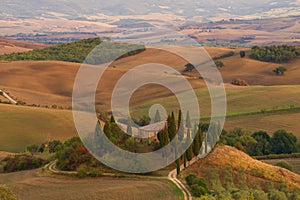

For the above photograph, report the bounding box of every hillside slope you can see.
[181,145,300,189]
[0,37,49,55]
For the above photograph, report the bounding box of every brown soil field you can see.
[0,37,49,55]
[0,170,180,200]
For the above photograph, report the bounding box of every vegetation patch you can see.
[0,38,145,64]
[251,45,300,63]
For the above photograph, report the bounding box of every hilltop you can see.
[0,37,49,55]
[181,145,300,189]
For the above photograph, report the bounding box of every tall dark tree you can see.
[183,152,187,168]
[240,51,246,58]
[178,123,184,141]
[185,128,193,162]
[154,109,161,122]
[168,112,177,140]
[103,120,112,139]
[178,110,182,128]
[126,118,133,136]
[186,111,191,129]
[193,124,201,156]
[110,115,116,123]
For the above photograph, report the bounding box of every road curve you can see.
[47,158,199,200]
[168,157,199,200]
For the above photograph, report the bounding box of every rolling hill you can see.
[181,145,300,190]
[0,37,49,55]
[0,104,76,152]
[1,42,300,151]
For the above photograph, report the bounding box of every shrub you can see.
[2,155,45,173]
[231,78,248,86]
[252,189,268,200]
[213,51,235,59]
[275,161,293,171]
[268,189,288,200]
[214,60,225,68]
[240,51,246,58]
[191,184,209,197]
[0,185,18,200]
[273,66,287,75]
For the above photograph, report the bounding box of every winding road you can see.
[46,158,199,200]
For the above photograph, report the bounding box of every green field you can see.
[0,104,76,152]
[1,85,300,153]
[131,85,300,119]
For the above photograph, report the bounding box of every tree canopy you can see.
[250,45,300,63]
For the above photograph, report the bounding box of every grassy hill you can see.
[180,145,300,197]
[0,104,76,152]
[1,44,300,151]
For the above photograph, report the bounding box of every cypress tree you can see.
[177,110,182,129]
[193,124,201,156]
[178,122,184,141]
[184,152,187,168]
[186,128,193,162]
[204,134,208,154]
[163,124,170,146]
[154,109,161,122]
[176,159,180,175]
[103,120,112,139]
[110,115,116,123]
[186,111,191,129]
[168,112,176,140]
[126,119,132,136]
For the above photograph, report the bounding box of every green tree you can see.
[103,121,112,139]
[186,111,191,129]
[186,128,193,162]
[184,63,195,72]
[168,112,177,140]
[273,66,287,75]
[270,130,298,154]
[126,119,133,136]
[110,115,116,123]
[26,144,39,153]
[184,152,187,168]
[251,131,271,156]
[48,140,63,153]
[214,60,225,68]
[240,51,246,58]
[275,161,293,171]
[154,109,161,122]
[193,124,201,156]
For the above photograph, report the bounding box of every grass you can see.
[224,111,300,138]
[130,85,300,119]
[0,170,180,200]
[179,145,300,190]
[0,104,76,152]
[2,84,300,153]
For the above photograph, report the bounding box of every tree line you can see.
[220,128,299,156]
[0,38,145,64]
[250,45,300,63]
